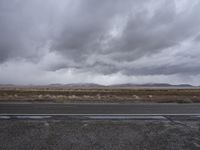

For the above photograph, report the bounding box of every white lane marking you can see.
[16,116,51,119]
[0,114,200,120]
[0,116,10,119]
[0,115,167,120]
[1,114,200,116]
[88,116,166,119]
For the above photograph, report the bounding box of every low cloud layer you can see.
[0,0,200,85]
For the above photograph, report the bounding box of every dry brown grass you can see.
[0,87,200,103]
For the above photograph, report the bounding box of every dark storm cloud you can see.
[50,0,200,76]
[0,0,200,85]
[0,0,55,62]
[123,65,200,76]
[51,0,132,61]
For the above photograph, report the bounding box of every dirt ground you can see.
[0,116,200,150]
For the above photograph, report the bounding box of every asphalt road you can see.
[1,103,200,115]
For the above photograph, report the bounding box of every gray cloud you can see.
[0,0,56,62]
[0,0,200,85]
[194,34,200,42]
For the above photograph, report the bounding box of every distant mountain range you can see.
[109,83,194,87]
[47,83,105,88]
[0,83,198,88]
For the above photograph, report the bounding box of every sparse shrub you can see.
[177,98,193,103]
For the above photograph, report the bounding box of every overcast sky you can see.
[0,0,200,85]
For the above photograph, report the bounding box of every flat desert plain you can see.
[0,87,200,103]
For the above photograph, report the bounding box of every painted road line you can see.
[87,115,166,120]
[16,116,51,119]
[1,114,200,116]
[0,116,11,119]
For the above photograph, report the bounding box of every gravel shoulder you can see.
[0,116,200,150]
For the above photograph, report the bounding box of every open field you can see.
[0,87,200,103]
